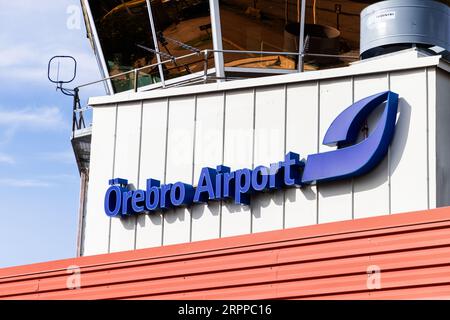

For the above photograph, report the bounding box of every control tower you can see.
[75,0,395,253]
[0,0,449,301]
[73,0,449,256]
[4,0,446,299]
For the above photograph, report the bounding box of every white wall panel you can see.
[191,93,224,241]
[318,78,353,223]
[436,69,450,207]
[390,70,428,214]
[163,96,196,245]
[427,68,436,209]
[221,90,254,237]
[135,99,168,249]
[83,106,116,256]
[284,82,319,228]
[109,102,142,252]
[252,86,286,233]
[353,73,390,219]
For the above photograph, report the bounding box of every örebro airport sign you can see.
[104,91,399,217]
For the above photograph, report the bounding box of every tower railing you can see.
[72,49,358,136]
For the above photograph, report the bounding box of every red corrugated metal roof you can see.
[2,207,450,299]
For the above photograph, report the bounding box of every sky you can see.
[0,0,105,268]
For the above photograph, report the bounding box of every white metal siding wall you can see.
[164,97,196,245]
[136,99,167,248]
[221,90,254,237]
[83,106,117,255]
[284,82,319,227]
[317,78,354,223]
[436,69,450,207]
[252,86,286,233]
[109,102,142,252]
[390,70,430,214]
[192,94,224,241]
[82,67,439,255]
[353,73,390,219]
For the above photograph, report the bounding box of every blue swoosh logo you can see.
[302,91,399,184]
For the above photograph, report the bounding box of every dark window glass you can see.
[219,0,380,71]
[301,0,377,71]
[150,0,214,80]
[89,0,160,93]
[219,0,301,70]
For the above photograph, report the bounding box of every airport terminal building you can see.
[1,0,450,299]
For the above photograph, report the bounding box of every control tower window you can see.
[89,0,160,93]
[219,0,300,71]
[150,0,214,80]
[219,0,379,72]
[300,0,377,71]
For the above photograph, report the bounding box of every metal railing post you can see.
[145,0,166,88]
[298,0,306,72]
[209,0,225,82]
[133,69,139,92]
[72,87,79,134]
[203,50,209,83]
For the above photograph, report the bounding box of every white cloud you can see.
[0,153,15,165]
[0,127,19,145]
[0,106,66,145]
[0,1,105,94]
[39,150,74,164]
[0,106,65,129]
[38,173,78,181]
[0,44,103,88]
[0,45,35,68]
[0,178,51,188]
[0,174,78,188]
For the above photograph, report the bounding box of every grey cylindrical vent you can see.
[360,0,449,59]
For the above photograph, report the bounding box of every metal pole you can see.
[203,50,209,83]
[297,0,306,72]
[133,69,139,92]
[209,0,225,82]
[72,87,79,134]
[81,0,114,94]
[146,0,166,88]
[76,169,88,257]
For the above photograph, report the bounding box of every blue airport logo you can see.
[104,91,399,217]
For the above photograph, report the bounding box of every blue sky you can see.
[0,1,105,268]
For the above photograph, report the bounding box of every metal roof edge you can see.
[1,206,450,280]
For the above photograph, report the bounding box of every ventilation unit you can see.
[360,0,449,59]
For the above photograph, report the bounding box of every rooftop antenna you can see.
[48,55,77,95]
[47,55,85,132]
